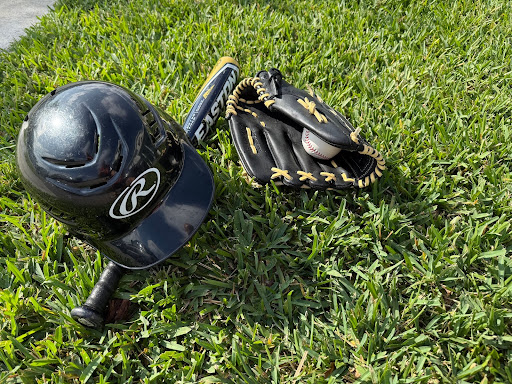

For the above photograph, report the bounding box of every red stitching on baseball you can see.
[304,130,330,159]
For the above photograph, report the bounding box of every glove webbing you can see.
[226,76,275,116]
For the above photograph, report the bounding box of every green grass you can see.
[1,0,512,382]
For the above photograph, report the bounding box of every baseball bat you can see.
[71,57,240,329]
[183,56,240,145]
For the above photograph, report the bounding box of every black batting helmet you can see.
[16,81,214,269]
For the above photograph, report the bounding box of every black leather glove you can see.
[225,68,386,189]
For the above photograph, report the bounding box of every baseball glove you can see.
[225,68,386,189]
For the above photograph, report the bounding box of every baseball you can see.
[301,128,341,160]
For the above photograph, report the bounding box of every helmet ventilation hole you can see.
[89,181,107,189]
[42,157,88,168]
[142,109,161,143]
[94,132,99,154]
[65,162,87,168]
[111,142,123,173]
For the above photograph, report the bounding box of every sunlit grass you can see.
[1,0,512,382]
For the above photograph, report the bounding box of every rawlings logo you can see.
[109,168,160,219]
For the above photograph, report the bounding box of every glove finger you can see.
[316,160,354,189]
[330,150,383,188]
[261,120,304,188]
[255,70,359,150]
[229,112,276,185]
[262,125,331,189]
[289,135,333,189]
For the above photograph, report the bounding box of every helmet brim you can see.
[90,143,214,269]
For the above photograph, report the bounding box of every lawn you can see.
[1,0,512,382]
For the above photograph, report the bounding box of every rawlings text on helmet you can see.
[109,168,161,219]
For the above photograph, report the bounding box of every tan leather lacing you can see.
[297,171,317,182]
[246,127,257,154]
[297,97,327,123]
[271,167,292,181]
[357,144,386,187]
[331,160,356,184]
[350,128,362,143]
[226,76,275,117]
[320,172,336,182]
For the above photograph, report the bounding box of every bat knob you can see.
[71,261,125,329]
[71,305,105,329]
